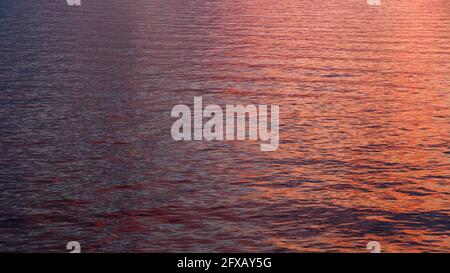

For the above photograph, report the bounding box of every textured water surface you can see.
[0,0,449,252]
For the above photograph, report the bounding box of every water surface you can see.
[0,0,449,252]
